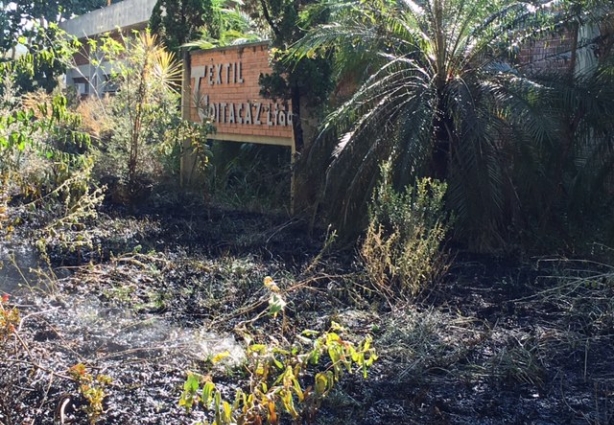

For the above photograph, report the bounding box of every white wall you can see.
[59,0,157,39]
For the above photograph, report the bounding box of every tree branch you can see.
[259,0,280,37]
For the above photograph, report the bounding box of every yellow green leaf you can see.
[267,400,278,424]
[211,351,231,364]
[280,389,299,418]
[222,400,233,422]
[315,371,333,396]
[202,381,216,407]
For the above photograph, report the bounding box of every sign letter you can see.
[255,103,262,125]
[228,103,235,124]
[216,64,223,85]
[191,66,206,99]
[244,102,252,124]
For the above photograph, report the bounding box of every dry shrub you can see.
[361,163,450,299]
[75,96,114,140]
[22,90,53,119]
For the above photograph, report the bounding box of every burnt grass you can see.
[2,200,614,425]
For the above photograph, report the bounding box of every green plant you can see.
[159,114,214,182]
[150,0,216,53]
[179,282,377,424]
[68,363,112,424]
[0,68,104,249]
[11,90,104,259]
[32,158,106,261]
[361,163,450,299]
[164,0,266,51]
[76,31,211,202]
[0,2,105,68]
[292,0,614,251]
[109,31,183,194]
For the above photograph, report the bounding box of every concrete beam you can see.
[59,0,157,39]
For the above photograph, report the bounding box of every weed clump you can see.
[0,294,18,345]
[361,163,451,299]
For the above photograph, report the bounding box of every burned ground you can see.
[1,202,614,425]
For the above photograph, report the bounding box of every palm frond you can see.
[297,0,614,250]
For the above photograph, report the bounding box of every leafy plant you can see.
[68,363,113,425]
[0,66,107,272]
[0,0,106,62]
[72,30,212,202]
[180,327,376,424]
[107,31,183,195]
[292,0,614,251]
[150,0,216,53]
[361,163,450,299]
[181,0,266,49]
[0,73,103,240]
[160,114,214,183]
[179,280,377,424]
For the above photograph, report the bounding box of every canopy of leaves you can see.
[182,0,267,49]
[0,0,107,93]
[149,0,215,52]
[0,24,80,95]
[0,0,107,52]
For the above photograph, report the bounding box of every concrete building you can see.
[59,0,157,96]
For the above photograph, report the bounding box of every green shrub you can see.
[361,163,450,299]
[0,72,104,257]
[180,325,376,425]
[68,363,113,425]
[75,31,212,205]
[179,278,377,425]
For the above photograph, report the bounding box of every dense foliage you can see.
[0,0,107,93]
[0,0,107,51]
[293,0,614,251]
[244,0,334,151]
[149,0,215,52]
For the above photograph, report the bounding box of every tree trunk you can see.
[291,83,303,153]
[180,49,193,186]
[430,94,452,180]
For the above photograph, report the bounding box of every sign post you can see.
[185,42,296,208]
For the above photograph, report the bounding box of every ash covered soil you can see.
[1,201,614,425]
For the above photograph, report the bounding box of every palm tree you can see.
[293,0,614,251]
[106,31,183,196]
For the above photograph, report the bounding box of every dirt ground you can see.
[1,201,614,425]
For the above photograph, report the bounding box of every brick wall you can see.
[517,36,574,73]
[190,43,294,146]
